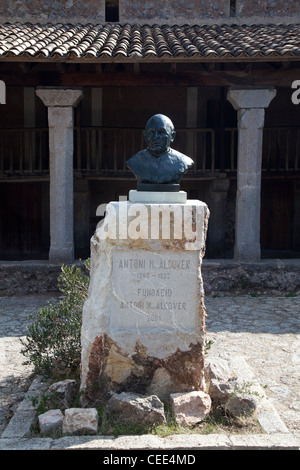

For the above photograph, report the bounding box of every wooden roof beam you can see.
[18,62,37,73]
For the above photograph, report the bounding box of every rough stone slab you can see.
[49,435,117,450]
[0,437,53,450]
[1,376,50,438]
[170,391,211,426]
[1,433,299,450]
[228,433,299,450]
[48,379,77,409]
[106,392,166,425]
[256,403,290,434]
[1,410,37,439]
[38,409,64,435]
[62,408,99,435]
[205,356,258,416]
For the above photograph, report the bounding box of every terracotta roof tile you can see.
[0,22,299,61]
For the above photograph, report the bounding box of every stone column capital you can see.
[227,87,276,110]
[36,87,83,108]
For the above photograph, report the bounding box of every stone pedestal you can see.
[80,198,209,405]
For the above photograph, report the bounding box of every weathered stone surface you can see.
[38,409,63,435]
[106,392,166,425]
[205,357,238,404]
[1,410,37,439]
[146,367,174,400]
[80,200,209,405]
[0,0,105,23]
[122,0,229,23]
[236,0,300,19]
[110,250,200,331]
[0,375,50,438]
[48,379,77,410]
[205,357,258,417]
[62,408,98,435]
[225,387,257,417]
[202,259,300,294]
[170,391,211,426]
[205,357,233,383]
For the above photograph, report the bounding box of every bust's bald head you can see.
[144,114,176,157]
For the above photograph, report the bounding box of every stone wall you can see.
[122,0,300,23]
[121,0,229,23]
[1,259,299,297]
[236,0,300,18]
[202,259,300,295]
[0,262,61,296]
[0,0,299,24]
[122,0,300,24]
[0,0,105,23]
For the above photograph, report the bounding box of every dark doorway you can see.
[260,180,293,253]
[0,182,49,259]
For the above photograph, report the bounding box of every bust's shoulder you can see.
[127,149,149,165]
[168,148,194,166]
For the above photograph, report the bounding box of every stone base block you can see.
[129,190,187,203]
[80,199,209,406]
[49,245,74,264]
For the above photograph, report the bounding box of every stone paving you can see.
[205,294,300,439]
[0,293,60,435]
[0,292,299,447]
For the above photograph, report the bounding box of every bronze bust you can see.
[126,114,194,191]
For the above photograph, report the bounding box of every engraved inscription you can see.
[110,251,198,331]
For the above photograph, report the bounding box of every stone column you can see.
[227,88,276,261]
[36,87,83,263]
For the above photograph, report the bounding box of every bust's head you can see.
[144,114,176,157]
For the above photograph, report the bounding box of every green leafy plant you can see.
[205,339,214,354]
[21,259,90,381]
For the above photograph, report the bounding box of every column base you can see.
[234,242,261,262]
[49,246,74,264]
